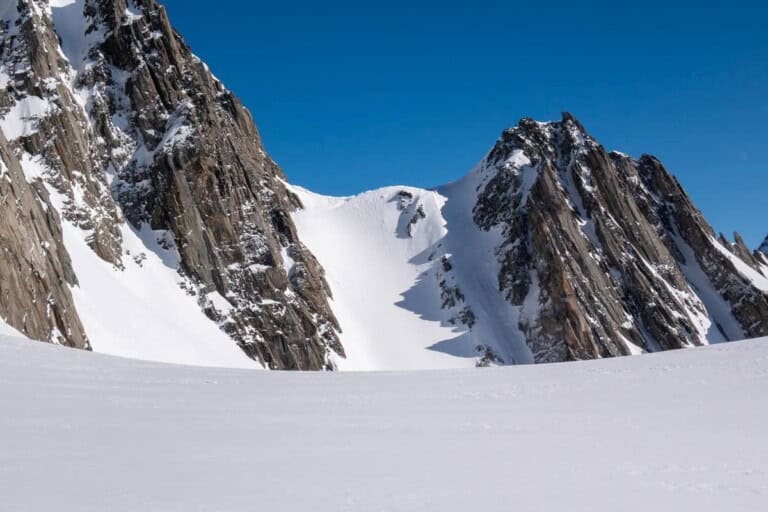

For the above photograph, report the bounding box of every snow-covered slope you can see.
[292,186,465,370]
[0,318,24,338]
[291,168,536,371]
[2,334,767,511]
[61,221,256,368]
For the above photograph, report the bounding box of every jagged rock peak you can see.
[0,0,344,369]
[472,113,768,362]
[760,235,768,254]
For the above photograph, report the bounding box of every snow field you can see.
[1,334,767,511]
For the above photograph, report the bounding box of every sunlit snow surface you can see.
[292,185,474,370]
[291,171,536,371]
[1,334,767,511]
[60,221,255,368]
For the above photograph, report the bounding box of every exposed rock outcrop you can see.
[0,129,88,347]
[472,113,768,362]
[1,0,342,369]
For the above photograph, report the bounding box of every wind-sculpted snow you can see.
[1,334,768,511]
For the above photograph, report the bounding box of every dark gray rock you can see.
[473,113,768,362]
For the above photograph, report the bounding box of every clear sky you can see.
[161,0,767,247]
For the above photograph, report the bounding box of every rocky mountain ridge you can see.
[1,0,766,369]
[467,114,768,362]
[1,0,341,369]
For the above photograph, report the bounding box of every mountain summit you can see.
[2,1,767,370]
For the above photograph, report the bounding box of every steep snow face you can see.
[2,334,768,511]
[49,0,95,72]
[436,164,538,366]
[291,178,535,371]
[60,220,256,368]
[292,186,478,370]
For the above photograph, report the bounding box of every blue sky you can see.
[162,0,767,247]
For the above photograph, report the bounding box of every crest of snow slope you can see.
[291,186,469,370]
[0,318,25,338]
[290,169,535,371]
[49,0,93,72]
[0,2,255,368]
[2,335,768,512]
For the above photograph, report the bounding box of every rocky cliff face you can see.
[0,128,88,347]
[1,0,342,369]
[471,114,768,362]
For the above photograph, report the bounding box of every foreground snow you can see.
[1,335,767,511]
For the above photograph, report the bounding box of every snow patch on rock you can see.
[0,95,53,140]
